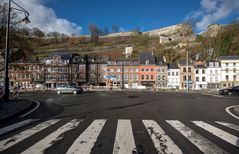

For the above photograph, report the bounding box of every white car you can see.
[56,86,82,94]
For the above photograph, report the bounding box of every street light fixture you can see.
[3,0,30,101]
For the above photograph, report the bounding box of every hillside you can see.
[1,23,239,64]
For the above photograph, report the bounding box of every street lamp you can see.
[3,0,30,101]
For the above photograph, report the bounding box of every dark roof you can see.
[49,52,75,60]
[168,63,179,69]
[156,57,166,66]
[139,52,156,65]
[194,65,206,68]
[220,56,239,60]
[178,59,193,65]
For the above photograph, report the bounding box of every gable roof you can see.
[139,52,156,65]
[220,56,239,60]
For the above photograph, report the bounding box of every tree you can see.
[88,24,101,42]
[112,24,119,33]
[47,31,60,43]
[103,26,109,35]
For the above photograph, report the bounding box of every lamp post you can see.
[3,0,30,101]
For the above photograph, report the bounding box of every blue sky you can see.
[12,0,239,35]
[44,0,199,34]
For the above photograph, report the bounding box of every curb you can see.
[225,105,239,120]
[0,99,36,122]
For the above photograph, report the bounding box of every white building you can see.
[220,56,239,88]
[194,65,207,90]
[206,61,221,91]
[125,47,133,59]
[167,64,180,89]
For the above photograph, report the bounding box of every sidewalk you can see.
[0,99,33,121]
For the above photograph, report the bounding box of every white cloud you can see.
[185,0,239,32]
[10,0,82,35]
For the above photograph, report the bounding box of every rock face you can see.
[143,24,192,37]
[143,24,193,43]
[202,24,228,37]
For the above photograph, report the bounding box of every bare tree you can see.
[112,24,119,33]
[103,26,109,35]
[88,23,101,42]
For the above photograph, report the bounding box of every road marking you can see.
[225,105,239,120]
[166,120,227,154]
[19,100,40,118]
[216,121,239,132]
[143,120,183,154]
[192,121,239,148]
[201,93,225,98]
[21,119,82,154]
[66,119,106,154]
[113,119,137,154]
[0,119,60,151]
[0,119,39,136]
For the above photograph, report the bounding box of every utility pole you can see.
[186,50,189,92]
[121,61,124,90]
[3,0,11,101]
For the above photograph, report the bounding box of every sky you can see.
[4,0,239,35]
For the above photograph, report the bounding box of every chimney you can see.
[151,51,154,56]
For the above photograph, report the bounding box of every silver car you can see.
[56,86,81,94]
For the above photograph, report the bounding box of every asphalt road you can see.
[0,91,239,154]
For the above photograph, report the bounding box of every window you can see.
[157,75,161,80]
[202,69,205,74]
[226,68,229,73]
[157,68,160,72]
[196,70,199,74]
[129,68,133,72]
[176,72,178,76]
[117,68,121,72]
[124,68,128,72]
[226,75,229,81]
[135,68,139,72]
[196,77,199,81]
[215,70,218,74]
[183,75,186,81]
[210,70,213,74]
[124,75,128,80]
[188,67,191,72]
[129,74,133,80]
[168,72,170,76]
[141,68,144,72]
[162,75,165,80]
[233,63,236,66]
[172,72,175,76]
[135,75,139,80]
[226,63,228,66]
[151,75,154,80]
[145,60,149,65]
[188,75,192,80]
[202,77,206,81]
[146,68,149,72]
[233,75,236,81]
[162,69,165,72]
[183,67,186,72]
[141,75,144,80]
[210,77,213,82]
[151,68,154,72]
[215,77,218,82]
[233,68,236,73]
[146,75,149,80]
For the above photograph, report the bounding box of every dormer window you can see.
[145,60,149,65]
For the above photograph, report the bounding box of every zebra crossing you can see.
[0,118,238,154]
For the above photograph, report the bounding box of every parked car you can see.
[219,86,239,95]
[56,86,83,94]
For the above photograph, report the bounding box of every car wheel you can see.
[73,91,77,95]
[57,90,61,94]
[228,92,233,96]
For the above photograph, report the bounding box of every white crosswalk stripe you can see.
[166,120,228,154]
[216,121,239,132]
[21,119,83,154]
[113,120,137,154]
[66,119,106,154]
[0,119,60,151]
[192,121,239,148]
[0,119,239,153]
[143,120,183,154]
[0,119,39,136]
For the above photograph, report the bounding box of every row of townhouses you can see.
[1,52,239,91]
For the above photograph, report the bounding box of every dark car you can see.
[219,86,239,95]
